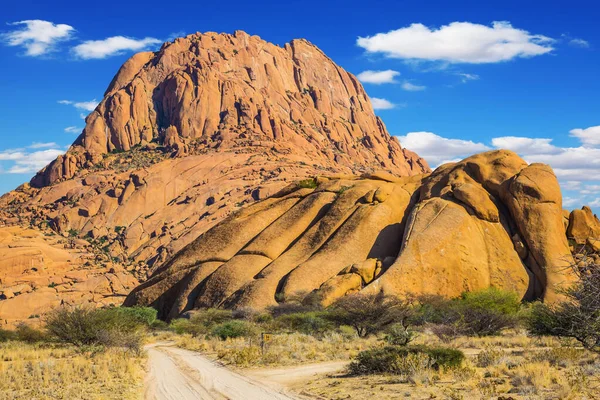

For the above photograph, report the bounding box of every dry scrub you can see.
[0,341,145,400]
[172,331,377,367]
[299,331,600,400]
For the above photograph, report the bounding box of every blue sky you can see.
[1,0,599,211]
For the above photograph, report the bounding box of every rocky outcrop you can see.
[0,31,428,325]
[567,206,600,251]
[125,150,580,319]
[0,226,138,327]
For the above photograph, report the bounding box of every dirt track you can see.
[144,344,346,400]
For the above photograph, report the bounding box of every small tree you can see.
[528,255,600,352]
[327,293,413,338]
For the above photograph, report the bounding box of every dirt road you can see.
[144,344,346,400]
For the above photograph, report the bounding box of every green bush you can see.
[14,324,47,343]
[416,288,522,337]
[454,287,521,336]
[0,328,17,342]
[349,345,465,375]
[384,323,416,346]
[273,312,333,335]
[106,306,157,327]
[296,178,318,189]
[45,306,148,348]
[170,309,234,336]
[210,320,257,340]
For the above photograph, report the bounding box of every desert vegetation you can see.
[1,282,600,399]
[0,306,155,399]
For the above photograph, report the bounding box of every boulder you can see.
[125,150,580,318]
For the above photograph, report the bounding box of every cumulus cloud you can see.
[357,21,554,64]
[72,36,161,59]
[371,98,396,110]
[58,99,99,112]
[401,81,426,91]
[398,126,600,210]
[569,125,600,147]
[357,70,400,84]
[491,136,562,155]
[1,20,74,56]
[397,131,490,166]
[0,146,65,174]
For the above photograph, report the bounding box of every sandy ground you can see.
[144,343,347,400]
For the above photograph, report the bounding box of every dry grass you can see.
[296,331,600,400]
[0,341,145,400]
[174,331,378,367]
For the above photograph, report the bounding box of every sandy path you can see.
[145,344,307,400]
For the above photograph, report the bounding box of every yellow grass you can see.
[0,341,146,400]
[297,331,600,400]
[174,331,379,367]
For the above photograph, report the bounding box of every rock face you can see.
[0,226,138,327]
[567,206,600,251]
[125,150,579,319]
[0,31,428,325]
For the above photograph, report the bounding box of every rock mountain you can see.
[0,31,427,326]
[1,31,598,325]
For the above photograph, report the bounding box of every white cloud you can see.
[399,128,600,211]
[569,38,590,48]
[356,70,400,84]
[457,73,480,83]
[64,126,81,134]
[29,142,58,149]
[401,81,426,91]
[397,131,490,166]
[58,99,99,112]
[569,125,600,147]
[357,21,554,64]
[72,36,161,59]
[491,136,562,155]
[1,20,74,56]
[0,146,65,174]
[371,98,396,110]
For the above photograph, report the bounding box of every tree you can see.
[327,293,413,338]
[528,253,600,352]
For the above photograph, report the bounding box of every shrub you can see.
[267,300,319,317]
[429,323,462,343]
[526,257,600,353]
[14,324,47,343]
[0,328,17,342]
[169,318,200,336]
[413,294,455,325]
[210,320,257,340]
[189,308,233,327]
[328,293,414,338]
[46,307,103,346]
[45,306,147,348]
[108,306,157,327]
[170,308,234,336]
[454,288,520,336]
[418,288,521,337]
[273,312,333,335]
[297,178,318,189]
[384,323,416,346]
[349,345,464,375]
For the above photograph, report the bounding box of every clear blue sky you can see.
[1,0,599,211]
